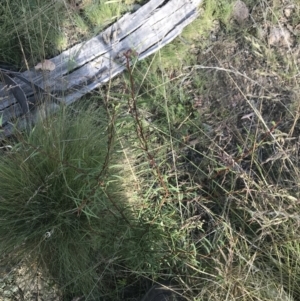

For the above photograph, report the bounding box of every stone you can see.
[233,0,249,24]
[268,26,293,47]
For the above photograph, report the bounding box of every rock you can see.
[233,0,249,24]
[283,5,295,18]
[268,26,293,47]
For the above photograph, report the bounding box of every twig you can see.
[123,49,169,208]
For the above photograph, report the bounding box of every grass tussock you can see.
[0,104,134,298]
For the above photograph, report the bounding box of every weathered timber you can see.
[0,0,203,137]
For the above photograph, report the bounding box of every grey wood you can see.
[0,0,202,137]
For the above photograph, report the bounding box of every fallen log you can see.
[0,0,202,137]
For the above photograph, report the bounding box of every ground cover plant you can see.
[0,0,300,301]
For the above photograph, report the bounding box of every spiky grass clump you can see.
[0,0,133,67]
[0,104,135,298]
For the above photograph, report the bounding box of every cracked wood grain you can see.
[0,0,203,137]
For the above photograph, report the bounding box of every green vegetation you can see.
[0,0,132,67]
[0,0,300,301]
